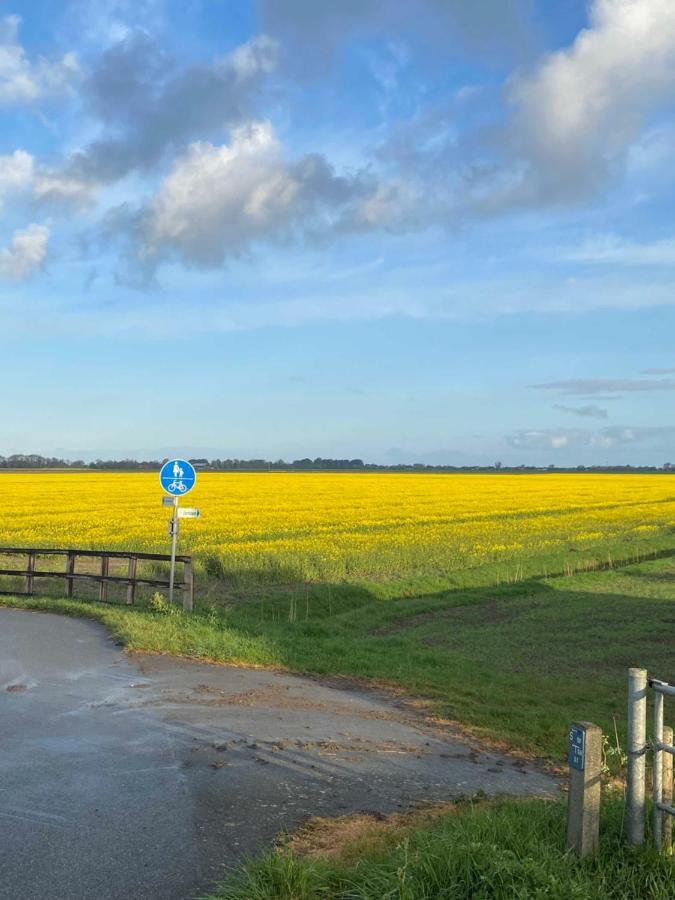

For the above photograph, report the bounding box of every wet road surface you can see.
[0,608,558,899]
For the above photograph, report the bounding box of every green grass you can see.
[2,543,674,759]
[208,794,675,899]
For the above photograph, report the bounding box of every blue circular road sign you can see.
[159,459,197,496]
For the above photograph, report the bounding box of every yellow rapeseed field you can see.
[1,471,675,582]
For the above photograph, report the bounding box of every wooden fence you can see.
[0,547,194,611]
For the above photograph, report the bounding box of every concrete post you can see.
[663,726,673,851]
[626,667,647,846]
[566,721,602,857]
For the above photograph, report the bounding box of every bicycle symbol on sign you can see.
[160,459,196,498]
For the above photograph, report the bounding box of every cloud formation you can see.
[0,224,49,280]
[0,150,33,210]
[39,31,280,202]
[507,429,590,451]
[554,403,608,419]
[564,234,675,266]
[508,0,675,199]
[532,378,675,395]
[0,15,79,105]
[369,0,675,228]
[8,1,675,286]
[137,121,369,268]
[507,425,675,451]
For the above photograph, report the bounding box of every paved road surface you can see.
[0,608,558,899]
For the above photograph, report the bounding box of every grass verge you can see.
[207,794,674,899]
[2,544,674,760]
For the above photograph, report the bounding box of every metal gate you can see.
[626,667,674,849]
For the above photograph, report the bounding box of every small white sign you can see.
[162,497,174,507]
[177,508,201,519]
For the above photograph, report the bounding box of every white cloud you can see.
[507,425,675,451]
[563,233,675,265]
[507,429,590,451]
[0,149,34,209]
[0,15,80,105]
[140,121,365,267]
[603,426,675,445]
[509,0,675,195]
[33,172,94,207]
[229,34,279,83]
[532,378,675,394]
[554,403,608,419]
[0,224,49,280]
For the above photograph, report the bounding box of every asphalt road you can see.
[0,608,558,899]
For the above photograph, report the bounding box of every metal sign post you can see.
[159,459,198,604]
[168,496,179,604]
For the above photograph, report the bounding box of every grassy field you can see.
[3,471,674,897]
[1,468,674,758]
[4,551,674,760]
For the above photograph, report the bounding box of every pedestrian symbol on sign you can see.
[160,459,196,496]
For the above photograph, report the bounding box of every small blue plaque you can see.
[568,726,585,771]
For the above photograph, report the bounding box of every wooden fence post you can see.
[26,551,35,595]
[566,722,602,857]
[66,551,75,598]
[99,555,109,602]
[126,556,137,605]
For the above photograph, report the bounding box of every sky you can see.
[1,0,675,466]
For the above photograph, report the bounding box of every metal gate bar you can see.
[650,679,675,850]
[627,669,675,850]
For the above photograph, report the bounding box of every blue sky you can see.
[2,0,675,465]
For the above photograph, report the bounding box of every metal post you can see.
[654,689,665,851]
[168,497,179,604]
[626,667,648,845]
[664,726,673,850]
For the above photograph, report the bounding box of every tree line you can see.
[1,453,674,473]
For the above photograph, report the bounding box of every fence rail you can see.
[0,547,193,611]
